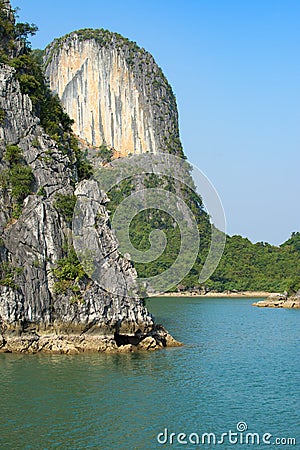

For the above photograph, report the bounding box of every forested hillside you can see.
[205,232,300,293]
[110,178,300,293]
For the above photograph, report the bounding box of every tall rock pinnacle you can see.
[45,29,183,157]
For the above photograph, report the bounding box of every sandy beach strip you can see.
[148,291,276,298]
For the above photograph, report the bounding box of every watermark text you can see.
[157,422,296,446]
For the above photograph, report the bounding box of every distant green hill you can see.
[206,232,300,293]
[108,178,300,294]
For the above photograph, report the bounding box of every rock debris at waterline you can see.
[0,325,182,354]
[253,293,300,309]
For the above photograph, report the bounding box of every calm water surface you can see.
[0,297,299,449]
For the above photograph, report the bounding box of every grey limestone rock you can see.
[0,63,173,351]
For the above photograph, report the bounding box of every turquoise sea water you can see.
[0,297,299,449]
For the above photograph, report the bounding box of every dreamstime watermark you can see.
[156,422,297,446]
[73,153,226,297]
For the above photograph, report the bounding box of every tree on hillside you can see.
[0,0,37,62]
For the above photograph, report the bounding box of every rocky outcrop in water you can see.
[0,63,181,353]
[252,291,300,309]
[44,29,183,157]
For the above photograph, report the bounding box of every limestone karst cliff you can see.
[0,63,172,353]
[0,1,184,353]
[45,29,183,157]
[0,0,182,352]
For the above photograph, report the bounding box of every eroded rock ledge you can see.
[0,325,182,354]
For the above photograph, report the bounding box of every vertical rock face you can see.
[45,30,183,157]
[0,64,74,327]
[0,63,173,352]
[0,10,182,352]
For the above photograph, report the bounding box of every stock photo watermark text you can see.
[157,422,297,446]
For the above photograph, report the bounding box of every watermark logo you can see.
[236,421,248,432]
[73,153,226,297]
[156,422,297,446]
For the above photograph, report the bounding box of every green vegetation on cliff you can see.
[107,173,211,287]
[0,0,37,61]
[52,247,86,300]
[0,262,23,289]
[2,144,34,218]
[53,194,77,223]
[0,1,91,181]
[108,174,300,294]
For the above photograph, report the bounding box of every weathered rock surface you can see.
[0,325,181,354]
[0,63,181,353]
[252,292,300,309]
[44,30,183,157]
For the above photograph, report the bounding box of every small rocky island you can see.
[253,291,300,309]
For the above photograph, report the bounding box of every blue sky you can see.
[11,0,300,245]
